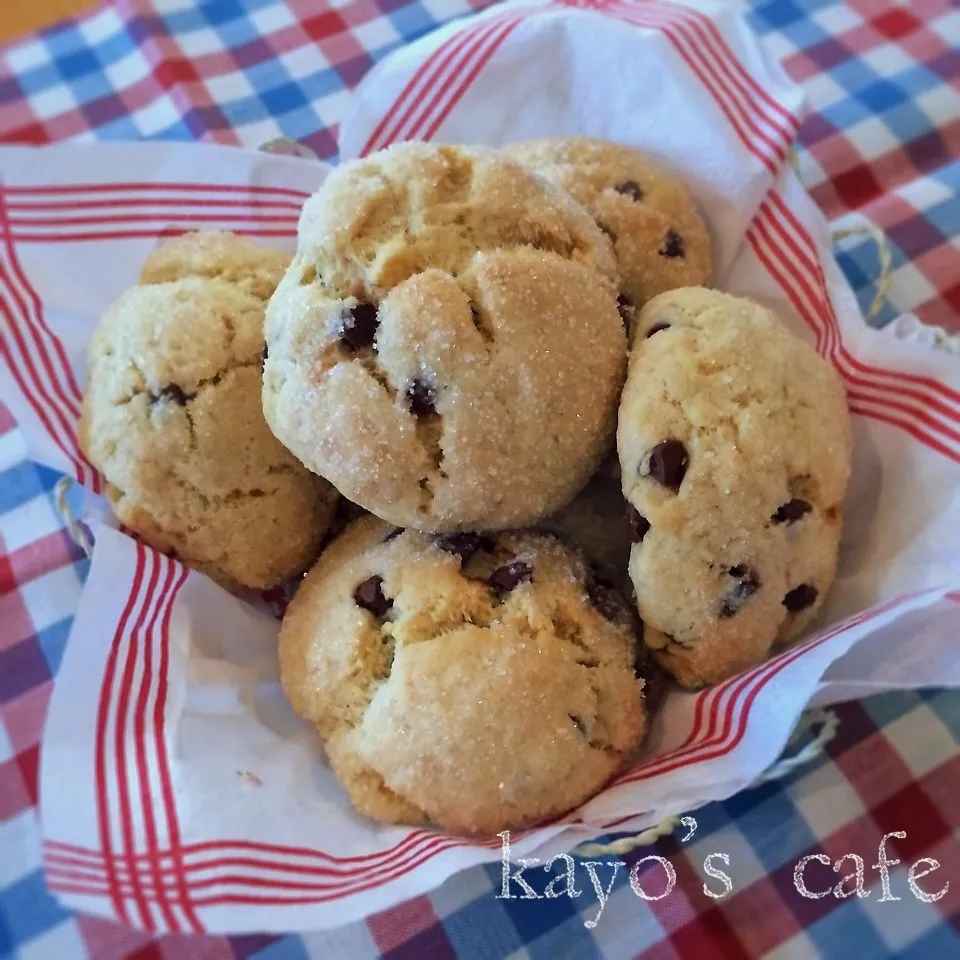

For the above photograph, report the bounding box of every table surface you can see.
[0,0,97,46]
[1,1,959,958]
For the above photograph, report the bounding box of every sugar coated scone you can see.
[504,137,712,331]
[263,142,626,532]
[80,235,339,590]
[139,229,292,301]
[617,288,853,688]
[279,516,648,834]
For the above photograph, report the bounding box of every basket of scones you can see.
[6,0,956,934]
[77,139,854,836]
[8,128,957,935]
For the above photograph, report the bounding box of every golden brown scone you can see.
[139,229,291,301]
[504,137,712,332]
[617,288,853,688]
[80,233,339,590]
[263,142,626,533]
[279,516,648,835]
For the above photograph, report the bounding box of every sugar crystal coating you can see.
[504,136,713,319]
[263,143,626,533]
[279,517,648,834]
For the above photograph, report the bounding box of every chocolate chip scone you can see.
[79,231,339,591]
[618,288,853,688]
[263,142,626,533]
[504,137,712,334]
[138,228,292,301]
[279,516,648,835]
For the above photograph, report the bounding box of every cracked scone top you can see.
[504,137,713,332]
[279,516,648,834]
[618,288,853,688]
[263,142,626,532]
[79,231,339,590]
[137,228,295,300]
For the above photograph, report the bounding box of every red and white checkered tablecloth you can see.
[1,1,958,958]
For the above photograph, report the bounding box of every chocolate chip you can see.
[645,322,671,338]
[615,180,644,202]
[339,301,379,350]
[353,575,392,617]
[587,576,623,622]
[436,533,493,566]
[150,384,188,406]
[772,499,812,525]
[617,294,634,328]
[720,565,761,617]
[488,560,532,596]
[658,229,685,259]
[647,440,688,491]
[407,379,436,417]
[783,584,818,613]
[382,528,403,543]
[626,503,651,543]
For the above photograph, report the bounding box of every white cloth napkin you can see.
[1,0,958,936]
